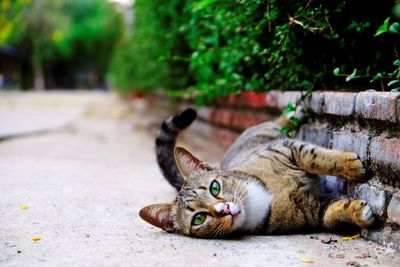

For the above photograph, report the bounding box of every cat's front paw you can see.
[351,199,375,229]
[340,152,366,181]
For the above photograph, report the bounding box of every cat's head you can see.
[139,147,249,238]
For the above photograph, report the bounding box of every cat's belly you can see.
[263,178,322,234]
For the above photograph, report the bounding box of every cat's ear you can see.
[139,203,175,232]
[174,147,212,180]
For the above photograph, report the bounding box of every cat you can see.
[139,108,375,238]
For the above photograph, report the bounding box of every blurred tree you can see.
[109,0,192,94]
[109,0,168,93]
[0,0,123,89]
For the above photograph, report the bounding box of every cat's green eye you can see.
[192,213,207,225]
[210,180,221,197]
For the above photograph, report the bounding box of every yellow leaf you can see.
[19,205,29,210]
[342,233,361,241]
[300,258,314,264]
[32,236,41,241]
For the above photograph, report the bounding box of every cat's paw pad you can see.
[351,200,375,228]
[341,152,366,180]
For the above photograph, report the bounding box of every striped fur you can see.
[141,109,375,238]
[155,108,197,190]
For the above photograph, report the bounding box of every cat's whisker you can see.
[233,180,240,203]
[237,181,249,203]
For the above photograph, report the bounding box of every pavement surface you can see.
[0,91,399,267]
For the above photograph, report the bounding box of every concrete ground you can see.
[0,91,399,267]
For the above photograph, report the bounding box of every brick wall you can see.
[196,90,400,249]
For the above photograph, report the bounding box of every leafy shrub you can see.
[110,0,400,101]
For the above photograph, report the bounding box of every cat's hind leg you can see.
[322,199,375,231]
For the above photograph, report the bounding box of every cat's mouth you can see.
[214,202,243,228]
[231,212,241,225]
[226,210,242,227]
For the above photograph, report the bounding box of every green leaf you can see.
[389,22,400,34]
[333,67,340,76]
[282,103,296,116]
[388,80,399,87]
[194,0,216,10]
[370,73,383,83]
[391,87,400,93]
[291,117,300,127]
[394,59,400,66]
[280,126,291,136]
[375,17,390,37]
[346,69,359,82]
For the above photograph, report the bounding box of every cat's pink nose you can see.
[214,202,230,215]
[214,202,240,216]
[222,203,230,214]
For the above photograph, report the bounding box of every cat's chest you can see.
[240,181,274,232]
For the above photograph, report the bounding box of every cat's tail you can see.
[155,108,197,190]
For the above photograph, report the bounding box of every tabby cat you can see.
[139,108,375,238]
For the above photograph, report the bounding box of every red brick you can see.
[207,108,272,131]
[217,91,272,108]
[243,91,268,108]
[230,111,271,131]
[331,131,369,162]
[388,193,400,226]
[370,136,400,180]
[355,91,400,122]
[227,94,238,105]
[216,97,228,106]
[221,110,232,126]
[323,92,357,116]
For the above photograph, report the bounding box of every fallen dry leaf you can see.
[300,258,314,264]
[342,234,361,241]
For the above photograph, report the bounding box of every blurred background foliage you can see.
[1,0,400,102]
[0,0,122,89]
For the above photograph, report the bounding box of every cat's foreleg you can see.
[277,140,366,180]
[322,199,375,230]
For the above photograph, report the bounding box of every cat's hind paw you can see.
[351,199,375,229]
